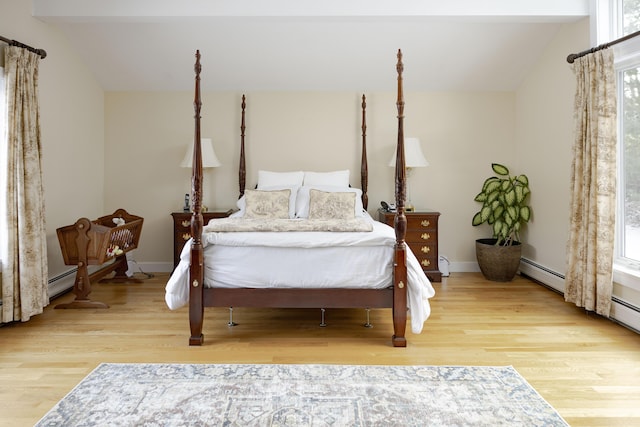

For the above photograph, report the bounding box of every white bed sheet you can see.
[165,215,435,334]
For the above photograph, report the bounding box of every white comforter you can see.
[165,216,435,334]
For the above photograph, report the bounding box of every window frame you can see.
[610,0,640,290]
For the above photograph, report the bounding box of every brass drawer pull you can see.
[421,246,430,254]
[421,220,430,227]
[181,220,190,227]
[421,259,431,267]
[421,233,431,240]
[182,233,191,241]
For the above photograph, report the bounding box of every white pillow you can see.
[308,189,356,220]
[257,170,304,189]
[295,185,365,218]
[235,185,299,218]
[243,189,291,219]
[303,170,350,187]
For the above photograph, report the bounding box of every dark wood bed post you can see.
[239,94,247,199]
[361,94,369,210]
[392,49,408,347]
[189,50,205,346]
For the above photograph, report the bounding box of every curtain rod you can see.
[0,35,47,59]
[567,29,640,63]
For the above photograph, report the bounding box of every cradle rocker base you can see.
[55,299,110,309]
[55,254,139,309]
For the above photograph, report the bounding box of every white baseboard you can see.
[449,261,480,273]
[48,266,104,299]
[48,256,640,334]
[133,262,173,274]
[519,257,640,333]
[46,261,171,300]
[610,298,640,333]
[519,258,565,293]
[48,269,77,299]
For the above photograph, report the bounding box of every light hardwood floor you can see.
[1,272,639,426]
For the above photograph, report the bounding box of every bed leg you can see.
[227,307,237,327]
[364,308,373,328]
[188,289,204,345]
[319,308,327,327]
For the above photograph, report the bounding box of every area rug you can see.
[36,363,568,426]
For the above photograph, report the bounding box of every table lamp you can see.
[388,137,429,211]
[181,138,221,211]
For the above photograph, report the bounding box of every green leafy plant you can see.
[472,163,532,246]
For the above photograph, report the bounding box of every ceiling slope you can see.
[32,0,589,91]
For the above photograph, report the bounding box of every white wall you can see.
[516,17,640,330]
[1,0,105,279]
[105,90,516,271]
[2,1,592,280]
[515,18,590,275]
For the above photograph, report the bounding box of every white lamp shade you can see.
[388,137,429,168]
[180,138,221,168]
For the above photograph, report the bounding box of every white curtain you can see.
[565,49,617,317]
[0,46,49,323]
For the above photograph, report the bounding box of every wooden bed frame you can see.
[186,49,409,347]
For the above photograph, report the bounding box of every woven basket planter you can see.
[475,238,522,282]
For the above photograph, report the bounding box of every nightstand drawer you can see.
[406,216,437,231]
[415,254,437,270]
[412,242,437,256]
[406,230,436,243]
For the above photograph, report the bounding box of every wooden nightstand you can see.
[171,210,234,268]
[378,209,442,282]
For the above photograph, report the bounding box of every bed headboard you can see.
[236,94,369,209]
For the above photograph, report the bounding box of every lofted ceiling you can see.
[33,0,590,92]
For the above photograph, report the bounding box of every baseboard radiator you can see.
[48,268,78,299]
[1,268,77,306]
[519,258,565,294]
[520,257,640,333]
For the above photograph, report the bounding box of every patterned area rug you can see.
[36,363,568,426]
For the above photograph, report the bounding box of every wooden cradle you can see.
[56,208,144,308]
[186,50,410,347]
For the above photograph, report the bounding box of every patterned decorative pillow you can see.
[236,185,299,218]
[295,186,365,218]
[308,189,356,220]
[244,189,291,219]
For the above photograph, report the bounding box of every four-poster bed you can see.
[166,49,434,347]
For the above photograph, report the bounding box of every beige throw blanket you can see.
[204,218,374,233]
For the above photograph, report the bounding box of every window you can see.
[622,0,640,35]
[614,0,640,281]
[618,65,640,268]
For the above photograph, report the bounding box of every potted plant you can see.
[471,163,531,281]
